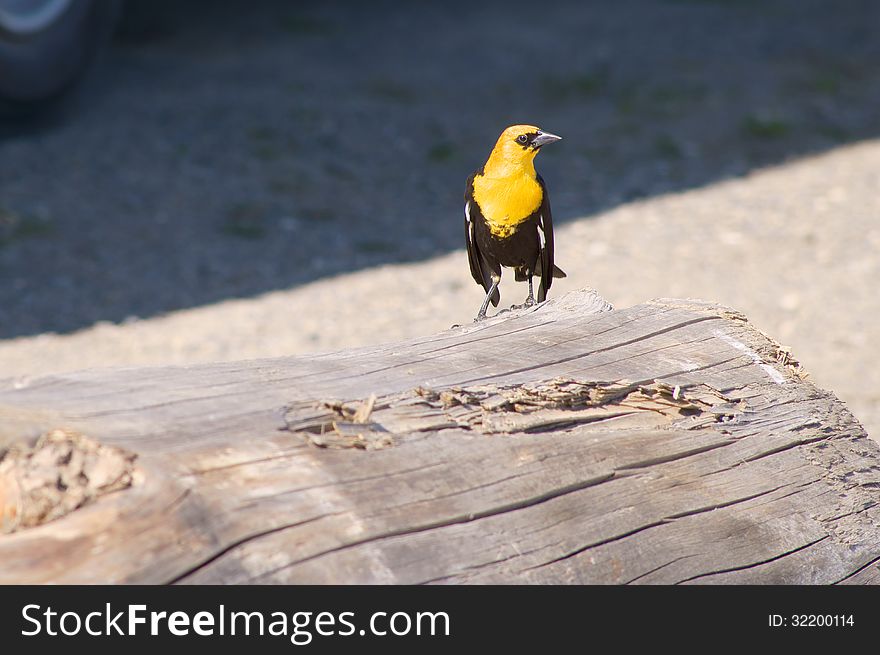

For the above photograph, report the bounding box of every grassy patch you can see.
[0,207,54,246]
[742,114,791,139]
[252,144,281,161]
[614,85,640,116]
[247,126,277,142]
[815,123,850,142]
[791,56,872,97]
[356,239,397,254]
[247,126,285,161]
[427,141,456,163]
[653,134,683,159]
[809,73,842,95]
[221,203,268,239]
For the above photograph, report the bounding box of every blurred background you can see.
[0,0,878,439]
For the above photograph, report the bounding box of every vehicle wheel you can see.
[0,0,120,117]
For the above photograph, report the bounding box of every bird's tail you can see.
[489,285,500,307]
[552,265,566,278]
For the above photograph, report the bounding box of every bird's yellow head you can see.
[483,124,562,178]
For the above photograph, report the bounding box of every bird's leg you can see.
[510,275,536,310]
[523,276,536,307]
[475,276,500,321]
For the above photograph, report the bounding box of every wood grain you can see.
[0,289,877,584]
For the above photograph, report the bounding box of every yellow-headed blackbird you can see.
[464,124,566,320]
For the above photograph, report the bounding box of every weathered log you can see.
[0,290,878,584]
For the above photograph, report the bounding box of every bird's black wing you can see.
[536,173,555,302]
[464,171,499,306]
[464,173,484,287]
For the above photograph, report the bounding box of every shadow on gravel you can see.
[1,0,878,338]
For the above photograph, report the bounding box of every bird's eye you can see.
[516,134,529,144]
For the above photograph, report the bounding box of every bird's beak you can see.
[532,131,562,148]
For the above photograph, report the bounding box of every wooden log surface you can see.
[1,289,878,584]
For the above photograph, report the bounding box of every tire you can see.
[0,0,121,117]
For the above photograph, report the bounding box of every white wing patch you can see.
[467,203,477,248]
[537,213,546,249]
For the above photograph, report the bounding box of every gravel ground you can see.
[1,0,878,437]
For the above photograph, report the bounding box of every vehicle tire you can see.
[0,0,121,117]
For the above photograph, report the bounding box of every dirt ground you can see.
[1,0,878,438]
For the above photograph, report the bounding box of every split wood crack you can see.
[283,378,745,450]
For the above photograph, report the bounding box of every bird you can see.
[464,124,566,320]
